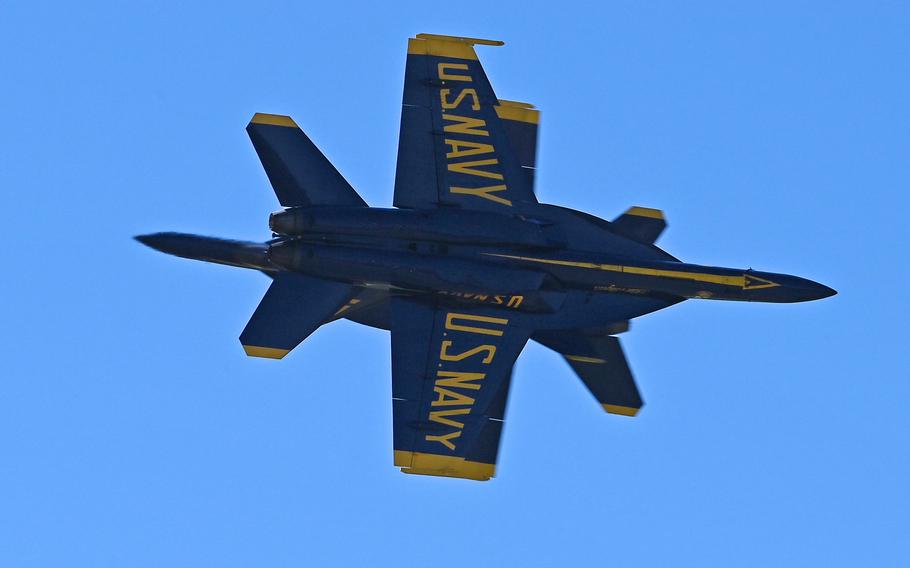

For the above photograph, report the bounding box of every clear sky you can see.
[1,1,908,566]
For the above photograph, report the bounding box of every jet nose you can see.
[134,232,180,255]
[792,277,837,302]
[814,283,837,300]
[749,272,837,303]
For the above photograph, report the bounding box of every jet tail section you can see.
[239,273,353,359]
[246,113,367,208]
[611,207,667,245]
[534,331,643,416]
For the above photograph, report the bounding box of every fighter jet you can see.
[137,33,835,481]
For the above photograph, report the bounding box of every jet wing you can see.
[390,297,531,480]
[393,33,539,211]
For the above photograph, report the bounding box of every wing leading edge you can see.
[390,297,531,480]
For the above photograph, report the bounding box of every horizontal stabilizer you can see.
[239,273,353,359]
[534,331,643,416]
[246,113,367,208]
[611,206,667,245]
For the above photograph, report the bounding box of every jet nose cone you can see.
[134,232,196,256]
[814,283,837,300]
[134,233,168,252]
[133,232,214,260]
[794,277,837,302]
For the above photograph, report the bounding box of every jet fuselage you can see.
[138,205,834,324]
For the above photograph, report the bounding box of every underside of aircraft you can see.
[137,33,834,481]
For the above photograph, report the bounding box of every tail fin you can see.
[239,273,354,359]
[246,113,367,208]
[611,206,667,245]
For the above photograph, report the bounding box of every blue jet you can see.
[137,33,835,481]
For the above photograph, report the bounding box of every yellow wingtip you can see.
[250,113,298,128]
[625,206,664,220]
[394,450,495,481]
[497,99,535,109]
[603,404,640,417]
[494,105,540,125]
[242,345,290,359]
[415,33,504,46]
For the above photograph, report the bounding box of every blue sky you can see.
[1,1,908,566]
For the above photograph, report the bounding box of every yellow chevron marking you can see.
[743,274,780,290]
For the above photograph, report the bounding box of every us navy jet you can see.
[137,33,835,481]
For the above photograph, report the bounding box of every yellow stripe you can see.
[394,450,495,481]
[407,38,428,56]
[408,37,478,60]
[242,345,290,359]
[497,99,535,109]
[623,265,744,287]
[603,404,640,417]
[333,297,362,317]
[415,33,504,46]
[250,113,298,128]
[566,355,606,364]
[494,105,540,124]
[625,206,664,220]
[484,254,747,288]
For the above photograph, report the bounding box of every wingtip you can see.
[415,33,504,46]
[603,404,641,417]
[625,206,665,220]
[242,345,290,359]
[249,113,298,128]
